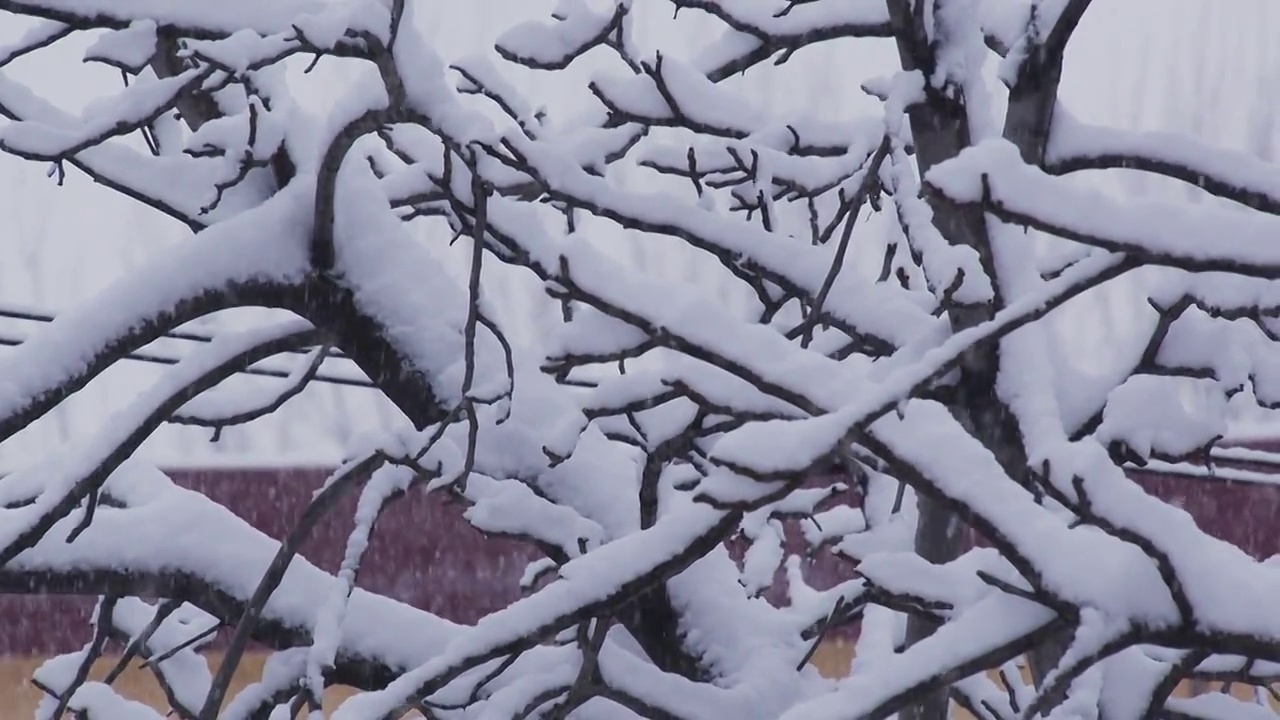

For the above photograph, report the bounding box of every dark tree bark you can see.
[151,31,721,685]
[883,3,1042,717]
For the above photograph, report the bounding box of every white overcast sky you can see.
[0,0,1273,469]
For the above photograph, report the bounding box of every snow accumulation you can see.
[0,0,1268,474]
[0,2,1280,720]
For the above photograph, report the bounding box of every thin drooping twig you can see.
[792,136,890,347]
[453,156,492,493]
[143,622,220,668]
[102,598,183,684]
[196,452,390,720]
[45,595,120,720]
[171,345,334,438]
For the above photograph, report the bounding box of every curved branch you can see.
[1046,117,1280,216]
[0,482,461,692]
[0,1,369,44]
[0,321,319,566]
[0,74,211,231]
[671,0,894,82]
[0,568,408,693]
[357,479,803,716]
[289,279,452,429]
[926,142,1280,279]
[0,66,217,162]
[0,278,305,444]
[170,344,330,434]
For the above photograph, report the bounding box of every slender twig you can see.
[196,453,389,720]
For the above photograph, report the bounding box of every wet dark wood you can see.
[3,442,1278,655]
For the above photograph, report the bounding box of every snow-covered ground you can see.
[0,0,1273,471]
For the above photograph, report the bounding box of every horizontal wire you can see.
[0,307,375,389]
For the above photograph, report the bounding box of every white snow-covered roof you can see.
[0,0,1273,470]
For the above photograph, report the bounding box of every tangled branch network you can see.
[1,1,1280,719]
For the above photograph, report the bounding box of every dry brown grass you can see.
[0,652,373,718]
[0,644,1271,718]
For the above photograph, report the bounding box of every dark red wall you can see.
[0,468,538,655]
[2,448,1279,655]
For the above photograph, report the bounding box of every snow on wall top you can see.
[0,0,1273,470]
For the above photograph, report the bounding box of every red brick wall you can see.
[3,450,1279,656]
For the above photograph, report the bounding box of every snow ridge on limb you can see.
[0,182,312,450]
[1046,107,1280,216]
[926,139,1280,277]
[2,462,463,679]
[0,0,381,39]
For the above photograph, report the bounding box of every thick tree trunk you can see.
[890,5,1095,711]
[884,5,1029,718]
[999,8,1090,686]
[902,498,968,720]
[900,104,1016,720]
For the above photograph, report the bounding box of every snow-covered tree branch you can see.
[1,1,1279,719]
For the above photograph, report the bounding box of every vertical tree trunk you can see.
[884,4,1032,717]
[900,498,967,720]
[999,8,1091,685]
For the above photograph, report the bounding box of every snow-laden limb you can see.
[675,0,894,81]
[780,593,1064,720]
[634,124,886,200]
[220,648,310,720]
[464,474,606,558]
[54,683,166,720]
[82,20,158,73]
[1165,693,1279,720]
[0,18,70,66]
[861,402,1173,624]
[1046,107,1280,215]
[873,400,1280,652]
[674,0,892,39]
[595,633,833,720]
[330,156,511,410]
[500,130,943,345]
[995,0,1092,83]
[926,139,1280,278]
[496,0,629,72]
[1094,375,1228,462]
[1023,608,1136,719]
[305,466,411,712]
[862,399,1280,714]
[170,345,330,435]
[0,0,380,38]
[0,318,319,568]
[590,55,873,155]
[2,462,462,682]
[1137,460,1280,488]
[106,599,217,717]
[708,250,1131,478]
[9,1,1280,718]
[882,132,993,306]
[0,66,217,161]
[544,235,868,413]
[0,71,237,229]
[329,489,794,719]
[1093,649,1179,720]
[0,180,311,448]
[1035,447,1280,646]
